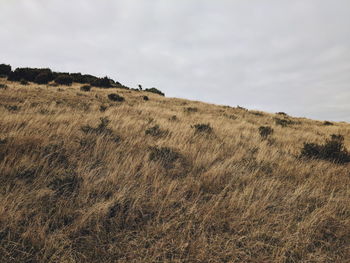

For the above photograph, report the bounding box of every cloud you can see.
[1,0,350,121]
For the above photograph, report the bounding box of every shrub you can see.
[259,126,274,139]
[80,85,91,92]
[5,105,20,112]
[145,87,165,96]
[323,121,333,126]
[300,134,350,164]
[108,93,124,102]
[81,117,121,142]
[275,118,294,127]
[149,146,182,169]
[251,111,264,116]
[8,68,52,82]
[99,105,108,112]
[20,79,29,85]
[0,84,8,89]
[92,76,113,88]
[34,72,52,84]
[192,123,213,134]
[143,96,149,101]
[184,107,198,113]
[145,125,168,137]
[55,74,73,85]
[276,112,288,116]
[81,117,110,135]
[169,115,178,121]
[0,64,11,76]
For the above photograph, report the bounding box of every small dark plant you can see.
[323,121,333,126]
[145,125,168,137]
[300,134,350,164]
[184,107,198,113]
[108,93,124,102]
[149,146,182,169]
[143,96,149,101]
[251,111,264,117]
[192,123,213,134]
[169,115,178,121]
[275,118,294,127]
[145,87,165,96]
[80,85,91,92]
[20,79,28,85]
[5,105,20,112]
[259,126,274,139]
[81,117,121,142]
[276,112,288,116]
[0,84,8,89]
[99,105,108,112]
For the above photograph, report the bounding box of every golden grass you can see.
[0,78,349,262]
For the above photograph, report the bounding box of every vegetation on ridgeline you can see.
[0,66,350,262]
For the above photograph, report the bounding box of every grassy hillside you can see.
[0,78,349,262]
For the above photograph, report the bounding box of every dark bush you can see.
[70,73,100,84]
[149,147,183,169]
[0,84,8,89]
[8,68,52,82]
[143,96,149,101]
[20,79,29,85]
[99,105,108,112]
[145,125,168,137]
[169,115,178,121]
[192,123,213,134]
[34,72,52,84]
[145,87,165,96]
[80,85,91,92]
[0,64,11,76]
[5,105,20,112]
[81,117,110,135]
[275,118,294,127]
[55,74,73,85]
[259,126,274,139]
[323,121,333,126]
[108,93,124,102]
[300,134,350,164]
[92,76,113,88]
[184,107,198,113]
[81,117,120,142]
[251,111,264,116]
[276,112,288,116]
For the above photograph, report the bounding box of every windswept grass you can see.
[0,79,349,262]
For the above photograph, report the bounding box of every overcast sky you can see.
[1,0,350,121]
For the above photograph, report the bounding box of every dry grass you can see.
[0,78,349,262]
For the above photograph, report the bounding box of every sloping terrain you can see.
[0,78,349,262]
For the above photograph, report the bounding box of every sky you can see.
[1,0,350,122]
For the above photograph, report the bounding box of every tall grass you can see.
[0,79,349,262]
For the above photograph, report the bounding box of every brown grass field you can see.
[0,78,349,262]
